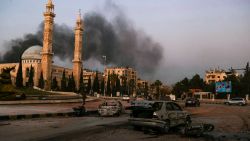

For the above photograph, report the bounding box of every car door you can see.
[165,102,178,127]
[170,102,186,125]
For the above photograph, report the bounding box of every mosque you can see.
[0,0,84,91]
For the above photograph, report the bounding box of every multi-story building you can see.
[136,78,149,95]
[104,67,137,85]
[83,69,103,89]
[205,68,239,84]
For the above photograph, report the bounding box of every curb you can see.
[0,98,99,105]
[0,110,98,121]
[0,112,74,121]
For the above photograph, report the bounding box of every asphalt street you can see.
[0,104,249,141]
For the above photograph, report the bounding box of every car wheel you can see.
[161,120,170,133]
[239,103,243,106]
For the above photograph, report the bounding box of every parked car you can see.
[224,98,247,106]
[98,100,123,116]
[129,101,191,133]
[185,97,200,107]
[122,95,130,101]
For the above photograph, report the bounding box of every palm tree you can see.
[129,79,136,96]
[154,80,162,100]
[110,73,118,97]
[120,75,127,96]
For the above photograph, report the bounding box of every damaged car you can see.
[98,100,123,117]
[128,101,191,133]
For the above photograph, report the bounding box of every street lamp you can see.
[102,56,107,97]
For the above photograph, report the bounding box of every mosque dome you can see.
[21,45,42,60]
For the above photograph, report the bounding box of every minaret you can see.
[73,10,84,91]
[41,0,55,90]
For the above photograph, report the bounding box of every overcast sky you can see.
[0,0,250,84]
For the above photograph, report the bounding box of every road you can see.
[0,103,249,141]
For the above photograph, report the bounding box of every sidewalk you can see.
[0,98,102,121]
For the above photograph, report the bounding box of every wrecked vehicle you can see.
[183,123,214,137]
[98,100,123,117]
[128,101,191,133]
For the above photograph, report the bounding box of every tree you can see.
[203,82,215,93]
[87,76,92,94]
[144,82,149,96]
[15,58,23,88]
[224,74,241,97]
[110,73,118,96]
[189,74,204,89]
[51,77,58,91]
[107,75,111,96]
[115,75,121,93]
[93,71,99,93]
[27,65,34,87]
[38,71,44,89]
[0,67,15,84]
[128,79,136,96]
[101,78,105,95]
[172,77,190,98]
[79,69,86,106]
[181,77,189,91]
[154,80,162,100]
[71,73,76,92]
[67,72,76,92]
[120,75,127,96]
[79,69,84,93]
[61,69,67,91]
[241,62,250,96]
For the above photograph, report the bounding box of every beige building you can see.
[0,0,84,90]
[104,67,137,86]
[83,69,103,89]
[137,78,149,90]
[205,68,239,84]
[136,78,149,95]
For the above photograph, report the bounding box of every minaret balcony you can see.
[41,51,54,56]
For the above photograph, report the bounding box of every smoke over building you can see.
[0,2,163,76]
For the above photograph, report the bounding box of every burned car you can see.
[98,100,123,117]
[129,101,191,133]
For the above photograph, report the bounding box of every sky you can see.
[0,0,250,84]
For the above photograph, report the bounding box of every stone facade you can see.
[104,67,137,89]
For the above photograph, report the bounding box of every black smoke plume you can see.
[0,4,163,75]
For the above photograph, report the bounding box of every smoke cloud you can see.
[0,2,163,75]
